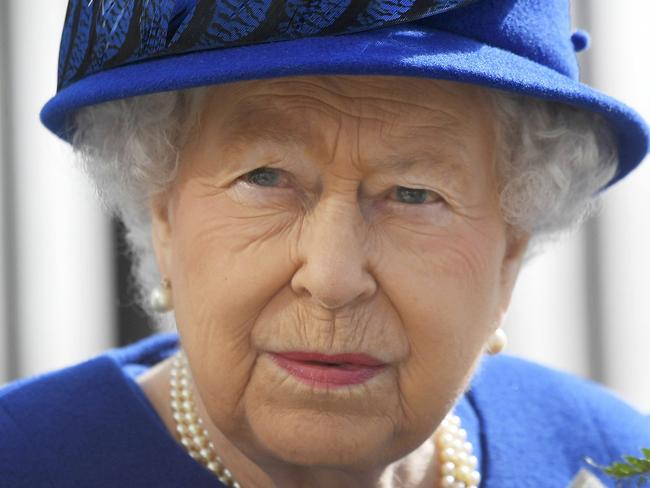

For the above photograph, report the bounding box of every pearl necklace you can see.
[170,351,481,488]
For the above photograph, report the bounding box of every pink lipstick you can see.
[269,351,387,388]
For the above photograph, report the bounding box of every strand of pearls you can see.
[436,414,481,487]
[170,350,481,488]
[170,352,241,487]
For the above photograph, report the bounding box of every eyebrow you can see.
[233,127,308,149]
[371,145,469,170]
[223,104,315,153]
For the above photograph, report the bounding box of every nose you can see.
[290,195,377,310]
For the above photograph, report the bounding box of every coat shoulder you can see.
[0,333,180,487]
[469,354,650,486]
[473,354,650,442]
[0,357,114,487]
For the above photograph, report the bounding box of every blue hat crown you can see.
[422,0,579,79]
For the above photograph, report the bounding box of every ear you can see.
[149,190,175,280]
[496,229,530,322]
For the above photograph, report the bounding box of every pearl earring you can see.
[486,328,507,355]
[150,278,173,313]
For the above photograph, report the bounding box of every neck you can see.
[254,448,438,488]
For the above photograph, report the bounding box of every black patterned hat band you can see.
[58,0,477,91]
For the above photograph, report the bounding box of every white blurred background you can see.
[0,1,648,412]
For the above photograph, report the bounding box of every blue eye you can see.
[394,186,436,204]
[245,167,283,187]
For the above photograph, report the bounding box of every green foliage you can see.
[586,449,650,487]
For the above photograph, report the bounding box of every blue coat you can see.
[1,333,649,487]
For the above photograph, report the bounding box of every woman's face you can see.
[151,75,526,471]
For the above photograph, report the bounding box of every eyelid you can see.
[240,166,292,188]
[388,188,445,206]
[243,166,326,200]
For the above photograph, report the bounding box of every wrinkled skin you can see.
[138,75,528,488]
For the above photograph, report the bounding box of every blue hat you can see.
[41,0,649,188]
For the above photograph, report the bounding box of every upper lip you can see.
[271,351,386,367]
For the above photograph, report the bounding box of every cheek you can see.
[169,185,299,425]
[380,213,505,325]
[376,218,504,426]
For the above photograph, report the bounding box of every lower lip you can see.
[269,353,387,388]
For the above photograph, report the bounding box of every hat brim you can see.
[41,24,649,188]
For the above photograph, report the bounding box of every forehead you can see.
[201,76,496,177]
[213,75,488,130]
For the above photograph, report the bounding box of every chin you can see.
[247,406,396,468]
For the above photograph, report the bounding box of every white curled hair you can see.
[71,84,617,328]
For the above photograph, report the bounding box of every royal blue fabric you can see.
[40,0,650,189]
[1,333,649,487]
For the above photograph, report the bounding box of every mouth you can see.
[268,351,388,388]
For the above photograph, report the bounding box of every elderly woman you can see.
[1,1,649,487]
